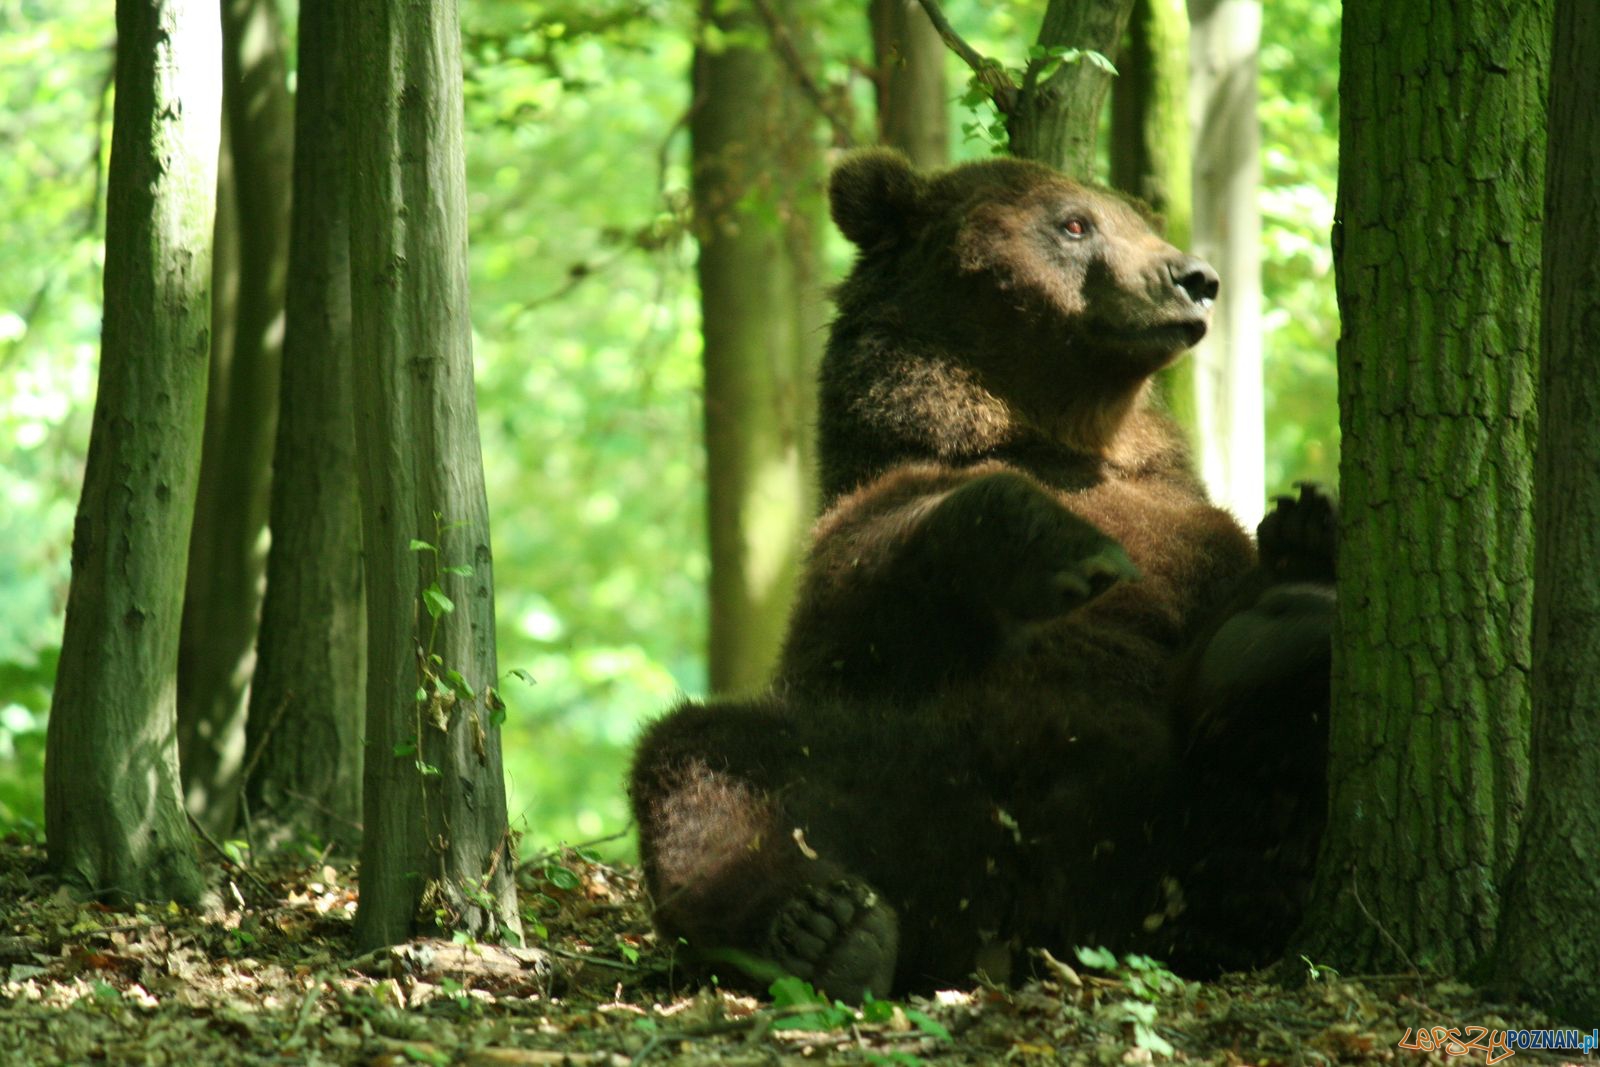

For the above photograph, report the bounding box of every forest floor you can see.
[0,834,1591,1067]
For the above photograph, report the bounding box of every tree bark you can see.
[44,0,220,906]
[1490,0,1600,1022]
[345,0,521,949]
[1186,0,1263,526]
[242,0,365,854]
[870,0,948,168]
[1007,0,1136,179]
[1294,0,1549,974]
[177,0,293,832]
[693,0,823,696]
[1110,0,1195,434]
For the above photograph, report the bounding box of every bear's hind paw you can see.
[767,878,899,1002]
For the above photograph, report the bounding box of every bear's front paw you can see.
[1257,483,1337,582]
[933,471,1139,621]
[766,878,899,1002]
[1035,540,1141,619]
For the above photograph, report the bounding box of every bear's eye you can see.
[1060,217,1091,239]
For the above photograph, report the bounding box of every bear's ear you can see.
[829,148,925,249]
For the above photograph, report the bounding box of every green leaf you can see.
[769,975,821,1009]
[409,539,437,554]
[445,668,476,700]
[1075,945,1118,970]
[393,741,417,757]
[442,564,474,577]
[423,584,455,619]
[401,1044,450,1066]
[416,760,442,778]
[543,864,581,891]
[860,993,895,1024]
[905,1009,951,1041]
[1085,50,1119,76]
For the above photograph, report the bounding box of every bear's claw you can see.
[767,878,899,1002]
[1257,482,1337,582]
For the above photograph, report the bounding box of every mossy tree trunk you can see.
[1490,0,1600,1022]
[176,0,292,832]
[871,0,948,168]
[1186,0,1263,525]
[1007,0,1136,180]
[693,0,823,696]
[242,0,365,854]
[344,0,521,949]
[44,0,221,906]
[1294,0,1549,975]
[1110,0,1195,435]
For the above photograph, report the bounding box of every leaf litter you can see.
[0,835,1590,1066]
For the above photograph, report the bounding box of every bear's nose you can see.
[1170,257,1220,308]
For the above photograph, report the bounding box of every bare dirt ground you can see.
[0,835,1590,1067]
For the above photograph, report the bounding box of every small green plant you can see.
[1075,947,1184,1056]
[768,975,856,1031]
[764,977,951,1051]
[1300,954,1340,982]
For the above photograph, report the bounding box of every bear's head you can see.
[825,149,1217,464]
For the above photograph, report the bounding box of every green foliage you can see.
[1073,947,1188,1057]
[766,977,950,1048]
[1259,0,1341,492]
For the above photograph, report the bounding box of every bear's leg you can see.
[630,700,899,1001]
[1163,485,1337,974]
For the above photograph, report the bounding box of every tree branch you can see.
[750,0,858,147]
[914,0,1017,113]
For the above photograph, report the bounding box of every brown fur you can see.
[631,150,1332,997]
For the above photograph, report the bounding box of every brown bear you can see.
[630,149,1333,999]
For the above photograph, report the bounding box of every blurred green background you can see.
[0,0,1337,854]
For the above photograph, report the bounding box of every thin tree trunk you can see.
[693,0,823,696]
[1186,0,1263,526]
[870,0,948,168]
[177,0,292,832]
[1007,0,1136,179]
[44,0,221,906]
[1111,0,1195,434]
[1294,0,1549,974]
[1490,0,1600,1022]
[345,0,522,949]
[242,0,365,853]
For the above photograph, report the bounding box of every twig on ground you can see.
[186,811,273,898]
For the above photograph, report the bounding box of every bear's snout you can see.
[1169,256,1220,310]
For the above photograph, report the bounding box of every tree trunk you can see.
[693,0,823,696]
[44,0,221,906]
[1110,0,1195,434]
[1186,0,1263,526]
[1294,0,1549,975]
[1007,0,1136,179]
[870,0,948,168]
[177,0,293,832]
[1490,0,1600,1022]
[345,0,522,949]
[242,0,365,854]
